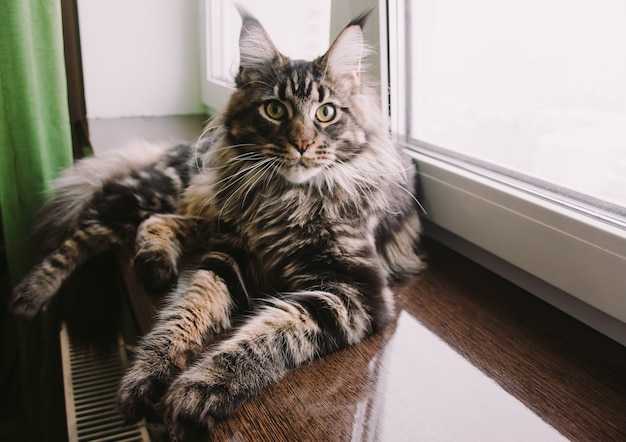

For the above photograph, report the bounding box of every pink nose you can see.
[293,139,314,153]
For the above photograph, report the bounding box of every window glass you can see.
[408,0,626,213]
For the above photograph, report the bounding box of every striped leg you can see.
[9,224,118,319]
[162,283,377,439]
[118,266,235,421]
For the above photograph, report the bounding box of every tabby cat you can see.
[9,9,424,439]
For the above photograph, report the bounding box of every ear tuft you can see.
[347,8,374,29]
[322,10,373,85]
[237,8,282,72]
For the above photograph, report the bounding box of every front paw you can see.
[117,364,171,422]
[133,250,178,295]
[163,365,250,439]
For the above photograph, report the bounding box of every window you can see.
[407,0,626,214]
[389,0,626,342]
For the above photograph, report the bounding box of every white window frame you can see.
[388,0,626,344]
[199,0,234,114]
[200,0,626,344]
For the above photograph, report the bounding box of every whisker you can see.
[203,152,265,173]
[241,161,274,207]
[214,160,268,196]
[263,160,280,189]
[216,158,275,222]
[334,157,427,215]
[391,180,428,215]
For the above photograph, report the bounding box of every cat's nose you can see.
[293,139,314,154]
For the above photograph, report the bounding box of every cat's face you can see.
[223,13,372,186]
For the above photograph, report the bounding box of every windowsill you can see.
[408,148,626,345]
[424,219,626,346]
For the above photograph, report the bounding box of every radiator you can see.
[59,323,151,442]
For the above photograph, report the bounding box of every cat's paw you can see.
[134,216,182,294]
[117,364,171,422]
[9,277,52,319]
[163,361,251,439]
[133,249,178,295]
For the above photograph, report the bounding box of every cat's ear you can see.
[321,10,373,86]
[237,9,282,84]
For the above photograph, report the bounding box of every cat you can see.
[9,8,424,439]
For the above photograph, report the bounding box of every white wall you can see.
[77,0,204,119]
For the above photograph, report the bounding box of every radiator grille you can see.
[60,323,151,442]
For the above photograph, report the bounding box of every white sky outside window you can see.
[409,0,626,211]
[205,0,331,87]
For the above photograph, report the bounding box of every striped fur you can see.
[10,10,424,438]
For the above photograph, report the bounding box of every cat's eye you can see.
[316,104,336,123]
[265,101,287,120]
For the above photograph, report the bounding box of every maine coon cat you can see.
[9,9,424,438]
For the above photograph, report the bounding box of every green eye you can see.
[316,103,336,122]
[265,101,286,120]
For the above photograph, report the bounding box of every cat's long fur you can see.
[9,10,424,438]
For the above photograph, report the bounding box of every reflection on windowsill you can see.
[360,311,567,441]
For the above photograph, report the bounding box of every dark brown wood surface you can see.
[209,238,626,441]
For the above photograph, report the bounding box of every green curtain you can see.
[0,1,74,441]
